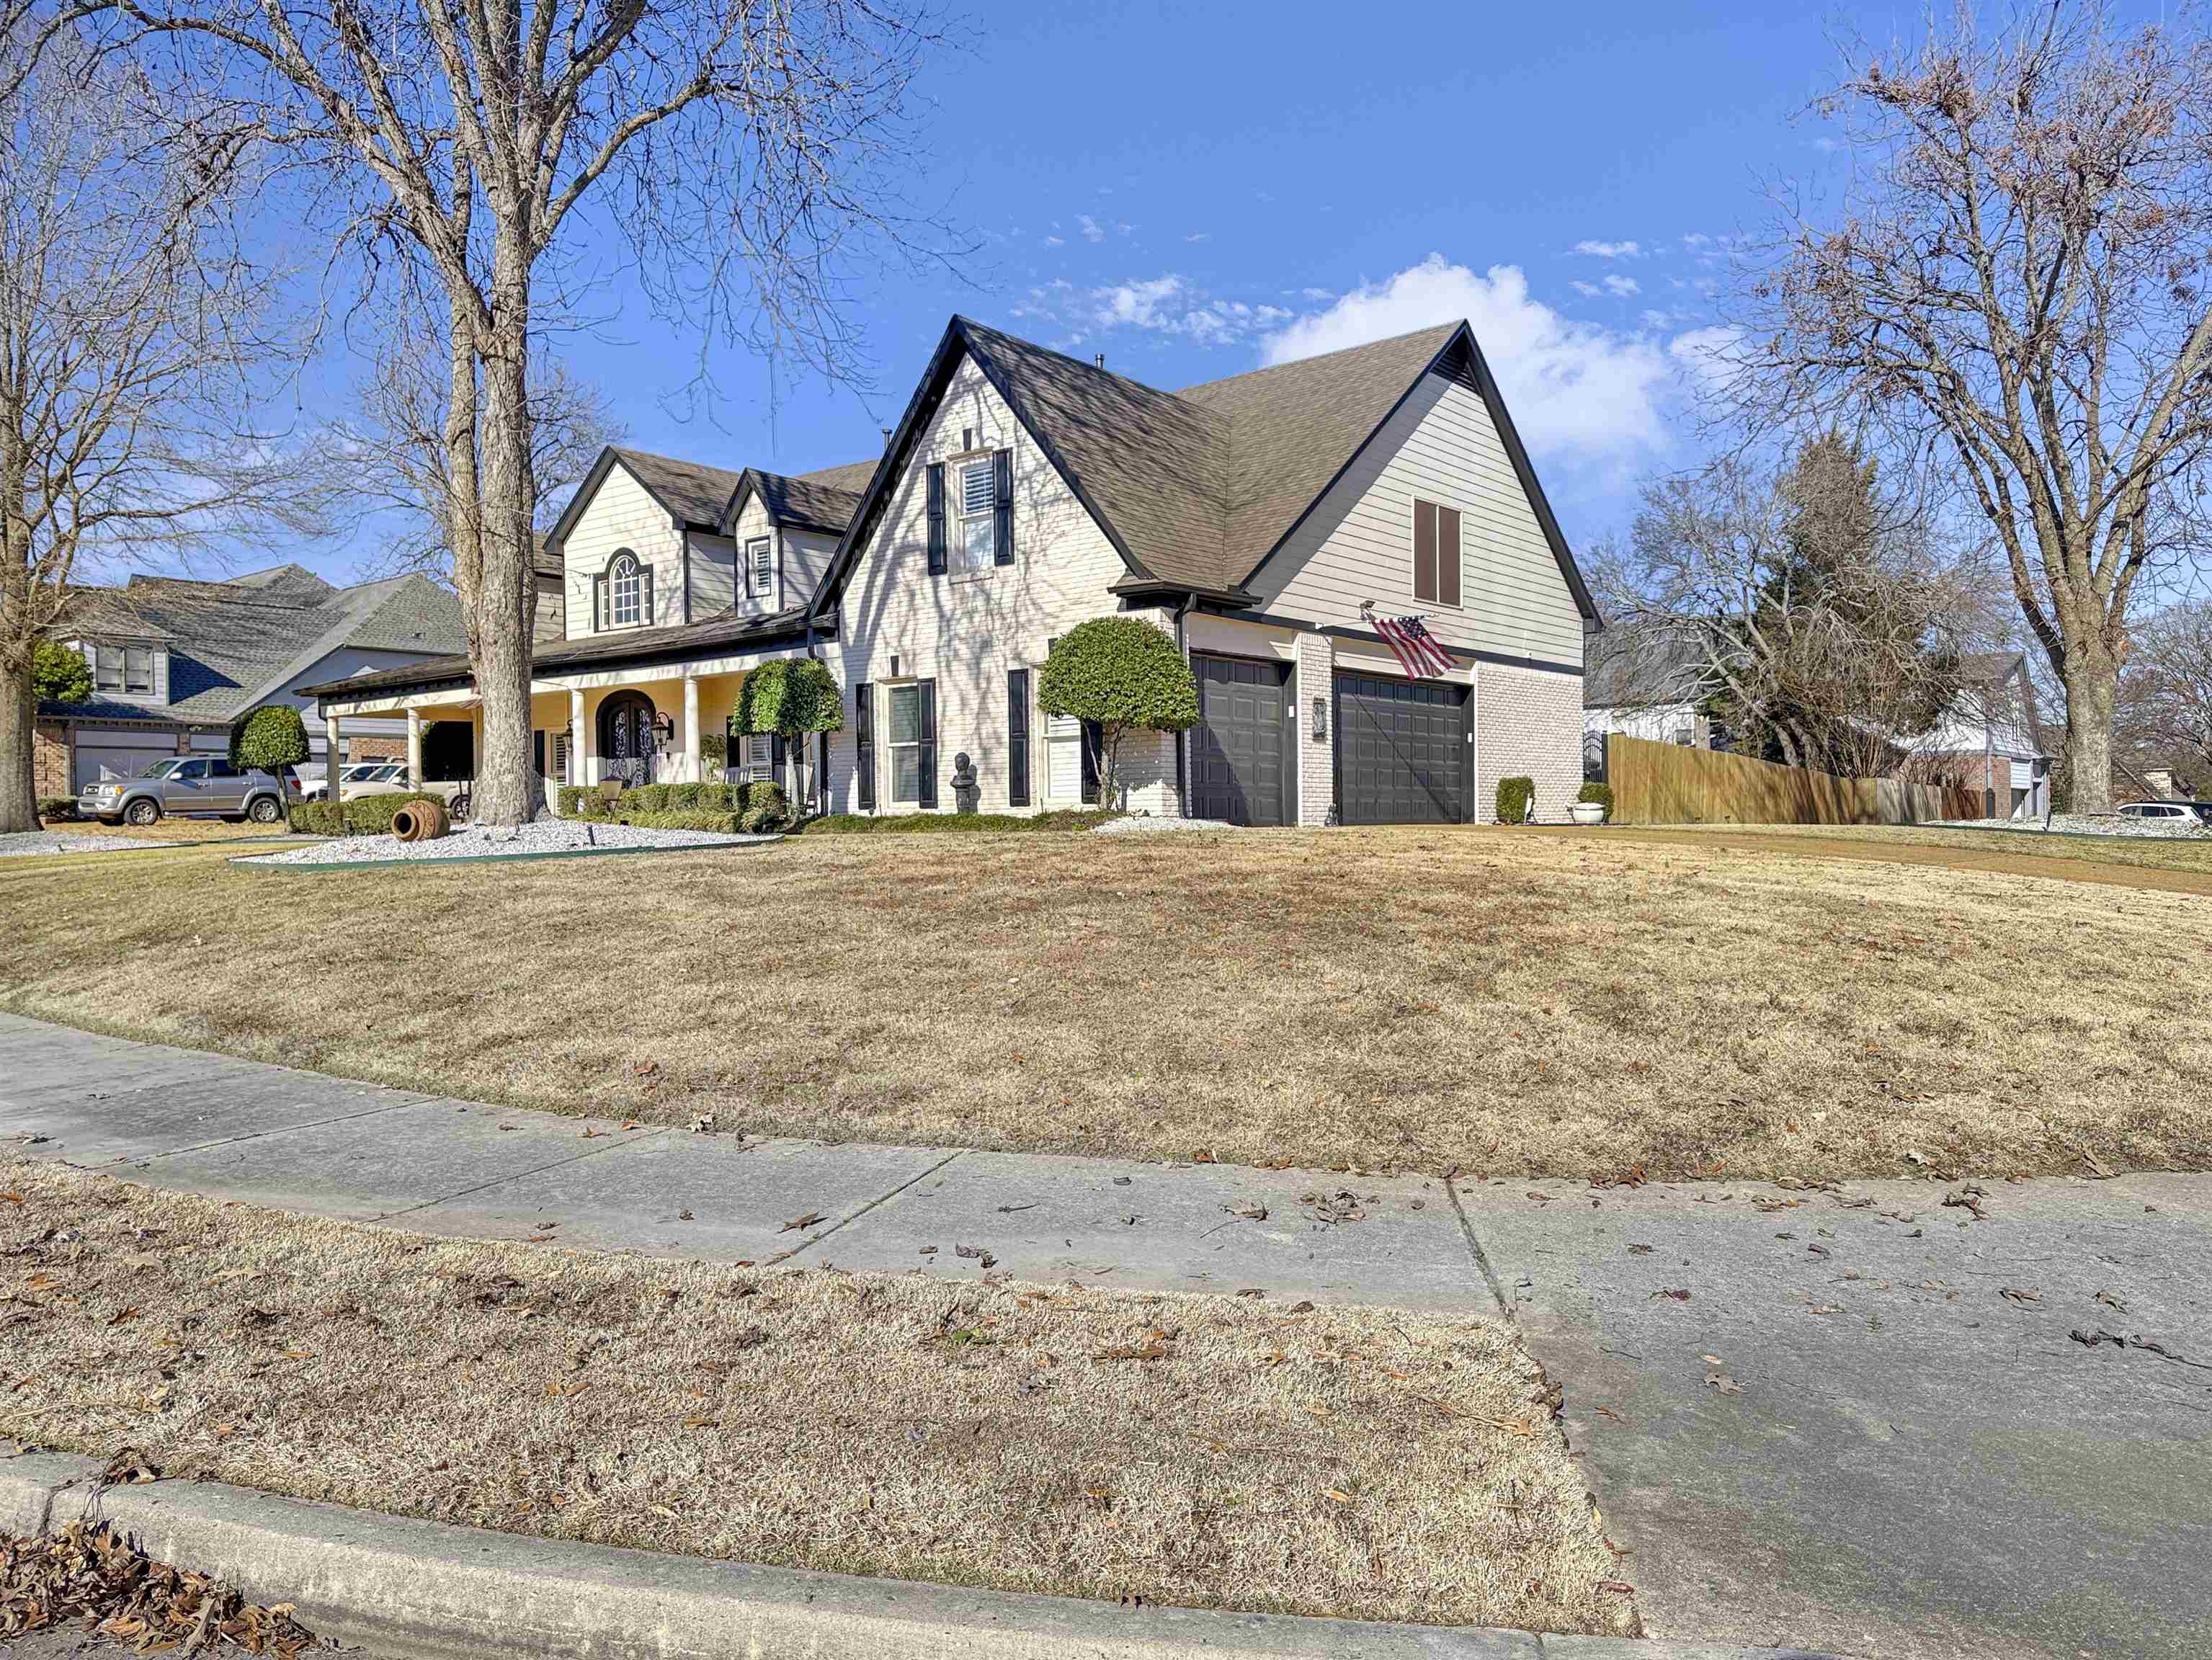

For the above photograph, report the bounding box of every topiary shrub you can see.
[231,705,311,785]
[731,659,842,813]
[1577,781,1615,820]
[1038,618,1198,811]
[1495,776,1535,825]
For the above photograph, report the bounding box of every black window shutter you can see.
[816,731,829,815]
[993,449,1014,566]
[1080,720,1100,805]
[917,679,938,808]
[926,463,947,574]
[1007,668,1030,807]
[1439,506,1461,608]
[638,564,654,626]
[855,683,875,811]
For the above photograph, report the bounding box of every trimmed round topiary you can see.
[1038,617,1199,810]
[232,705,311,776]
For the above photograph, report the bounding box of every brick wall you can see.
[350,736,406,762]
[1293,633,1334,825]
[32,723,70,799]
[1477,664,1582,823]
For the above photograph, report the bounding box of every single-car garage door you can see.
[1190,653,1291,826]
[1334,671,1469,825]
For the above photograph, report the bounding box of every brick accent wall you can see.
[32,723,71,799]
[1293,632,1334,825]
[349,736,406,762]
[1477,664,1582,823]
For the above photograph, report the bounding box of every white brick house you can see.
[306,315,1600,825]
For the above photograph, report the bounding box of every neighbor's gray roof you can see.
[46,569,466,726]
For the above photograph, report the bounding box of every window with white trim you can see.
[954,459,996,569]
[888,684,923,802]
[746,535,773,599]
[94,646,122,692]
[1045,712,1083,800]
[610,553,641,626]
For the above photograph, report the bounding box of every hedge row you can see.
[288,793,442,837]
[801,809,1115,836]
[38,798,76,821]
[594,809,746,834]
[557,781,788,821]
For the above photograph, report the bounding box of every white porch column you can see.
[568,688,587,790]
[683,677,701,783]
[324,711,342,775]
[405,707,423,781]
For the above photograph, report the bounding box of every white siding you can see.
[76,638,169,707]
[560,461,681,636]
[726,496,788,617]
[689,532,739,618]
[784,527,840,607]
[824,350,1171,816]
[1252,372,1586,670]
[532,576,566,643]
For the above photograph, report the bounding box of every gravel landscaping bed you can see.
[239,820,776,866]
[1092,812,1234,834]
[0,830,157,858]
[1930,812,2211,839]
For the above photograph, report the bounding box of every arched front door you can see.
[598,690,656,786]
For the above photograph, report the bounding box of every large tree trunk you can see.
[0,653,36,834]
[468,231,543,829]
[2062,647,2119,815]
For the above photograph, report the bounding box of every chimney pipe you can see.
[880,427,892,447]
[1094,353,1105,370]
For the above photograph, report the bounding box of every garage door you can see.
[1334,671,1469,824]
[72,733,178,793]
[1190,653,1290,826]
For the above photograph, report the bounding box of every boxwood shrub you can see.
[557,780,790,828]
[801,809,1117,835]
[37,798,76,821]
[287,793,441,836]
[1576,781,1615,818]
[598,809,744,834]
[1495,776,1535,825]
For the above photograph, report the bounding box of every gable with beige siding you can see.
[559,460,682,638]
[1249,371,1585,671]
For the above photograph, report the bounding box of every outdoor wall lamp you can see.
[652,713,676,741]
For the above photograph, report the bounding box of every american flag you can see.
[1369,608,1454,678]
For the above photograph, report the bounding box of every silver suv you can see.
[80,757,291,827]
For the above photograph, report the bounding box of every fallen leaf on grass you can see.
[544,1379,589,1398]
[1321,1489,1352,1506]
[1093,1339,1169,1362]
[1595,1405,1624,1422]
[1235,1288,1265,1299]
[682,1416,720,1429]
[780,1212,825,1233]
[1192,1148,1217,1164]
[0,1192,22,1205]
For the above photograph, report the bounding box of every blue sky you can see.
[290,2,1911,583]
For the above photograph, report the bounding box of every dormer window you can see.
[592,549,652,632]
[89,641,156,696]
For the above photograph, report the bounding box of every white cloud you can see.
[1573,239,1643,259]
[1298,286,1334,301]
[1185,231,1210,243]
[1097,275,1188,330]
[1257,255,1675,469]
[1043,235,1064,247]
[1604,275,1640,298]
[1255,303,1291,323]
[1078,214,1105,243]
[1669,324,1742,396]
[1571,280,1601,298]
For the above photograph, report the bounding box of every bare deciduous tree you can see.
[1597,434,1980,777]
[0,24,322,831]
[343,285,623,590]
[1723,2,2212,811]
[97,0,953,825]
[2118,597,2212,790]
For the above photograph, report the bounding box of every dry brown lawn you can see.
[1577,821,2212,884]
[1,826,2208,1180]
[0,1158,1625,1633]
[37,816,283,845]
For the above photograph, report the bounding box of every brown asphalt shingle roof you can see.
[611,447,748,529]
[744,460,878,535]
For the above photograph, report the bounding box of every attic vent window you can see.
[746,535,773,599]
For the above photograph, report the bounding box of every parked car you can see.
[2117,801,2211,826]
[299,761,392,803]
[80,757,292,826]
[339,764,471,819]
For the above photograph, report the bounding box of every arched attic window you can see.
[593,549,651,631]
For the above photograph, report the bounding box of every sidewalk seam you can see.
[776,1148,967,1262]
[1444,1174,1513,1321]
[116,1095,442,1166]
[372,1128,674,1223]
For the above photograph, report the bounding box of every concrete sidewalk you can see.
[4,1011,2207,1659]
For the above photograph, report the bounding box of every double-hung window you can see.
[124,646,153,695]
[888,684,923,802]
[955,458,996,568]
[94,646,122,692]
[746,535,773,600]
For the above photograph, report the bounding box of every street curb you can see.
[0,1455,1843,1660]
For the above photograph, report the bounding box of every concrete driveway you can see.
[2,1012,2206,1658]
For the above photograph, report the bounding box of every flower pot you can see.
[1569,801,1608,826]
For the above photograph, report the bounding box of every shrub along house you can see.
[303,316,1598,824]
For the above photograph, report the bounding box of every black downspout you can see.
[1174,594,1193,813]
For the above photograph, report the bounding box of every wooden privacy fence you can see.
[1603,733,1981,826]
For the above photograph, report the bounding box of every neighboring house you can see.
[304,316,1600,826]
[1582,628,1720,764]
[34,565,466,798]
[1910,651,2050,819]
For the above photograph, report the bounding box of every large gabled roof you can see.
[818,315,1600,625]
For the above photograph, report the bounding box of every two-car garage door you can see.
[1333,671,1469,825]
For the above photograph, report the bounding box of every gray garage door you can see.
[72,732,179,793]
[1334,671,1469,825]
[1190,653,1290,826]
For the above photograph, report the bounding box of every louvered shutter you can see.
[1007,668,1031,807]
[854,683,874,810]
[926,463,947,574]
[917,679,937,809]
[638,564,654,626]
[1439,506,1461,608]
[1413,500,1439,604]
[993,449,1014,566]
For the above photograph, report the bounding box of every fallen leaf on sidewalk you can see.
[780,1212,825,1232]
[1627,1244,1654,1255]
[1595,1405,1623,1422]
[580,1128,604,1140]
[1231,1204,1268,1221]
[2095,1290,2127,1313]
[1649,1288,1690,1303]
[1999,1286,2042,1306]
[1705,1373,1741,1395]
[1192,1148,1217,1164]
